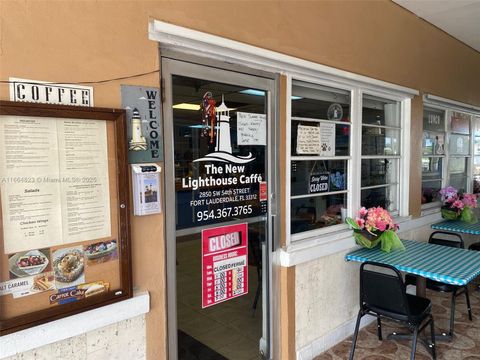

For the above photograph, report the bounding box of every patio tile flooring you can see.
[315,284,480,359]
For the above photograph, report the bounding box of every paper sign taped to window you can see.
[319,122,335,156]
[237,112,266,146]
[296,125,321,154]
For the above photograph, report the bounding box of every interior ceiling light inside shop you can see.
[172,103,201,111]
[240,88,303,100]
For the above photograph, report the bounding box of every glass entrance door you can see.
[162,58,275,360]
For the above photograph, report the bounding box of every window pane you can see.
[291,194,346,234]
[361,159,398,187]
[362,95,400,127]
[450,174,467,192]
[449,134,470,155]
[423,132,445,155]
[422,180,442,204]
[292,82,350,121]
[448,157,468,174]
[423,107,445,132]
[362,127,400,155]
[422,157,443,180]
[291,121,350,156]
[450,111,471,134]
[361,185,398,211]
[361,186,397,212]
[474,176,480,194]
[291,160,347,196]
[474,156,480,176]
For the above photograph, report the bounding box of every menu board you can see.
[0,116,111,253]
[0,101,131,336]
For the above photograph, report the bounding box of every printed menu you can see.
[0,115,111,254]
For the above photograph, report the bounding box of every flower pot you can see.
[461,207,478,224]
[353,229,381,249]
[353,229,404,253]
[441,208,459,220]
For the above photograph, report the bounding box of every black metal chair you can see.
[350,262,436,360]
[405,231,472,338]
[468,242,480,290]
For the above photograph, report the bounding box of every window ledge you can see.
[279,228,356,267]
[0,291,150,359]
[279,215,416,267]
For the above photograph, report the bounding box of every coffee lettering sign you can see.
[9,78,93,107]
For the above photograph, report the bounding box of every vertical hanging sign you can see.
[121,85,163,163]
[202,223,248,308]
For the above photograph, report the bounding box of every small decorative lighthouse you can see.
[215,96,232,153]
[129,108,148,151]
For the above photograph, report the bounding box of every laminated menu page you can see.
[0,115,111,254]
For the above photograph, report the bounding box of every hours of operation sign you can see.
[201,223,248,308]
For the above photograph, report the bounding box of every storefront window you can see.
[421,105,478,208]
[421,107,445,205]
[361,95,401,212]
[448,111,472,192]
[290,82,350,234]
[473,117,480,194]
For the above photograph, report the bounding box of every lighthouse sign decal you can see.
[178,92,267,229]
[195,92,254,164]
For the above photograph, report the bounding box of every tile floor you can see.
[177,238,263,360]
[316,284,480,359]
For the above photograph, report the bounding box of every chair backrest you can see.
[360,262,410,317]
[429,231,464,249]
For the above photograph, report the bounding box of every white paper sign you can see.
[296,125,321,154]
[237,112,266,146]
[131,164,162,216]
[319,122,336,156]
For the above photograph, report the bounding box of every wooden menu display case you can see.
[0,101,132,335]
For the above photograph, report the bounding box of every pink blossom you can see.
[462,193,478,208]
[452,200,464,210]
[356,218,365,228]
[359,207,368,217]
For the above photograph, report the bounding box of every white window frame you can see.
[149,19,418,265]
[421,104,447,212]
[287,76,412,245]
[421,94,480,216]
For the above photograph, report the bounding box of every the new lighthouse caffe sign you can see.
[178,94,267,229]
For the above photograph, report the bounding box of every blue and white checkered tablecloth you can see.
[345,240,480,286]
[431,220,480,235]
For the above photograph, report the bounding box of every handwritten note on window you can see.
[237,112,266,146]
[296,125,321,154]
[319,122,335,156]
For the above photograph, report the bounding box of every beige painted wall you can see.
[0,1,479,359]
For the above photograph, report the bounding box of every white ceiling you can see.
[393,0,480,52]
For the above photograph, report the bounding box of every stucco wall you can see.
[0,1,479,359]
[3,315,146,360]
[295,224,454,358]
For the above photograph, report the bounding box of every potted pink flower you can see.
[439,186,478,223]
[346,206,405,253]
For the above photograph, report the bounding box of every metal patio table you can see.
[431,219,480,236]
[346,239,480,342]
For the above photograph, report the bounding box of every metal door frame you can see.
[161,53,279,360]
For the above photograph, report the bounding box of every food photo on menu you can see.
[84,239,118,265]
[8,248,51,279]
[52,246,85,289]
